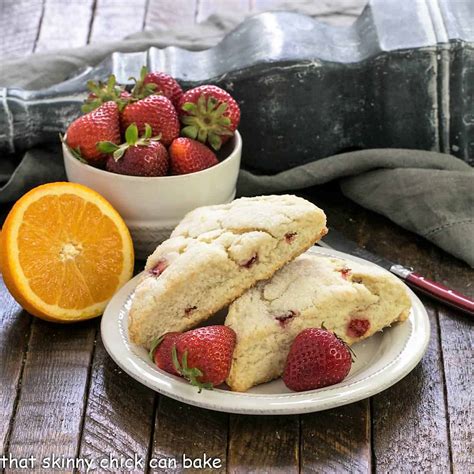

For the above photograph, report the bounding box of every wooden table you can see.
[1,1,472,473]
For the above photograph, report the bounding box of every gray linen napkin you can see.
[0,13,473,266]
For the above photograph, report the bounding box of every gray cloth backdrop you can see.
[1,9,473,266]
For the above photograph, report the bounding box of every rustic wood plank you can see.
[438,308,473,473]
[34,0,95,53]
[77,332,155,473]
[145,0,197,31]
[372,300,451,472]
[6,319,96,472]
[196,0,250,24]
[434,253,474,473]
[301,400,371,473]
[228,415,299,473]
[151,396,228,473]
[0,277,31,454]
[0,0,44,59]
[89,0,148,43]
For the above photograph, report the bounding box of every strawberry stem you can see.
[81,74,130,113]
[148,335,166,361]
[130,66,158,99]
[97,123,162,161]
[180,94,233,150]
[171,346,213,393]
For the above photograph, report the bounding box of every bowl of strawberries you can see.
[62,67,242,258]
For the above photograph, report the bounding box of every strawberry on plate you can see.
[178,85,240,150]
[169,137,218,175]
[283,328,353,392]
[98,123,169,177]
[66,101,121,165]
[121,95,180,146]
[131,66,183,107]
[172,325,236,391]
[150,332,182,376]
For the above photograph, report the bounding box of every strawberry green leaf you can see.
[149,335,165,362]
[125,123,139,145]
[180,116,196,126]
[182,102,198,113]
[181,125,198,139]
[144,123,152,140]
[197,94,207,115]
[71,147,88,164]
[107,74,116,89]
[97,141,120,153]
[197,127,208,143]
[113,147,126,161]
[219,116,232,127]
[208,133,222,150]
[145,83,157,94]
[172,346,213,393]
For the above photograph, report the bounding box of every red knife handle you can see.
[406,272,474,315]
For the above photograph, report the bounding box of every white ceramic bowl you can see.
[63,131,242,258]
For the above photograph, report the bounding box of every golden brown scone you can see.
[226,254,411,392]
[128,195,327,348]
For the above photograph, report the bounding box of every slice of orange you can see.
[0,182,134,322]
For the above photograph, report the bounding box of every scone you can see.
[225,254,411,392]
[128,195,327,348]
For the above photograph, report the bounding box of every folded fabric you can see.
[238,149,474,266]
[0,11,473,267]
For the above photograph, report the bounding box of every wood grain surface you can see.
[300,400,371,473]
[1,2,473,473]
[77,332,156,474]
[228,415,299,473]
[0,278,30,454]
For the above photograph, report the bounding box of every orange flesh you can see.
[17,194,124,310]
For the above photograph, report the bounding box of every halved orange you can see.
[0,182,134,322]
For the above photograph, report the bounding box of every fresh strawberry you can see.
[82,75,131,113]
[66,101,121,165]
[131,66,183,107]
[169,137,218,175]
[121,95,180,146]
[172,325,236,390]
[178,85,240,150]
[150,332,182,376]
[98,123,169,177]
[283,328,352,392]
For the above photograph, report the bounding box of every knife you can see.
[317,228,474,316]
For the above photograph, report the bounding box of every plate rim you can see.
[101,246,431,415]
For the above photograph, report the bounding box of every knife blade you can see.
[318,228,474,316]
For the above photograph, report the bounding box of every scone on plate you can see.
[225,254,411,392]
[128,195,327,348]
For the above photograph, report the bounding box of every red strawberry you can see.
[173,325,236,390]
[283,328,352,392]
[169,137,218,175]
[106,141,168,177]
[66,101,121,165]
[151,332,182,376]
[178,85,240,150]
[99,123,169,177]
[131,66,183,107]
[121,95,180,146]
[82,75,131,113]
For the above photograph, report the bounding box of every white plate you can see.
[101,247,430,415]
